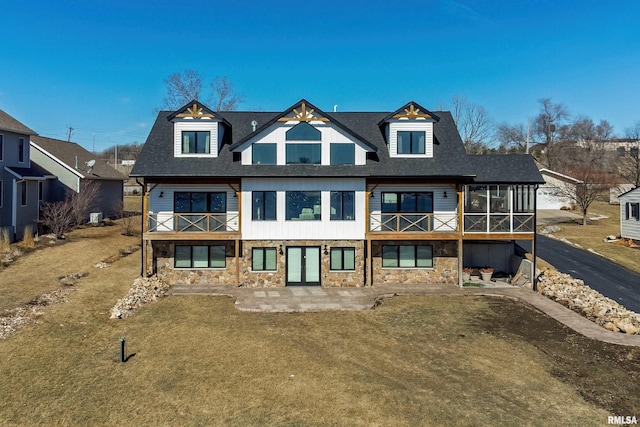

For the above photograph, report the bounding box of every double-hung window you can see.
[382,245,433,268]
[330,248,355,271]
[175,245,226,268]
[174,192,227,231]
[181,131,210,154]
[252,248,277,271]
[330,191,355,220]
[252,191,276,220]
[397,131,425,155]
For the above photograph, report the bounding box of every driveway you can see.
[536,234,640,313]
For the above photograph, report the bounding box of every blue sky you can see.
[1,0,639,152]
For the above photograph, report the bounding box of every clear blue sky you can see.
[1,0,639,152]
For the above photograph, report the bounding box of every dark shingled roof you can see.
[4,164,52,179]
[0,109,37,135]
[132,105,544,184]
[31,136,126,181]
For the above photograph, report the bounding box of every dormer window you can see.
[182,131,210,154]
[397,131,425,155]
[286,122,322,164]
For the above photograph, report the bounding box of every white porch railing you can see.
[147,212,240,233]
[369,213,458,233]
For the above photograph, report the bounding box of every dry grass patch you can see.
[541,200,640,274]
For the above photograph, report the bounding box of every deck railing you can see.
[369,213,458,233]
[463,213,534,233]
[147,212,240,233]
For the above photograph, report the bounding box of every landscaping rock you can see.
[110,276,171,319]
[537,270,640,334]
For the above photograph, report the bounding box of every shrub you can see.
[20,226,36,249]
[0,229,10,253]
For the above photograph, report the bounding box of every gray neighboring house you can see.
[619,187,640,241]
[30,136,126,220]
[0,109,52,242]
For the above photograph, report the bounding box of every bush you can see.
[20,226,36,249]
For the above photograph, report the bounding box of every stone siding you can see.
[371,241,458,285]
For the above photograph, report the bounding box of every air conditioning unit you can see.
[90,212,103,224]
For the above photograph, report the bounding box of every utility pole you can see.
[115,144,118,166]
[526,119,530,154]
[67,126,74,142]
[92,133,96,153]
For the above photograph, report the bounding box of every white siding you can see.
[619,189,640,240]
[173,120,219,158]
[387,120,434,158]
[148,184,238,231]
[369,184,457,231]
[242,177,366,240]
[239,122,370,165]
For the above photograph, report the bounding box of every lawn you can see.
[0,225,639,425]
[540,200,640,274]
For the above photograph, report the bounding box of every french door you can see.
[286,247,321,286]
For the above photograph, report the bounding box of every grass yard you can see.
[0,225,639,425]
[541,200,640,274]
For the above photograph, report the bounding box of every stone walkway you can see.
[171,283,640,347]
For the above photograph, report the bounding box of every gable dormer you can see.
[168,100,228,158]
[230,99,377,166]
[379,102,439,158]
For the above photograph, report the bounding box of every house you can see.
[131,99,544,287]
[30,136,126,219]
[0,109,53,242]
[536,163,581,210]
[619,187,640,241]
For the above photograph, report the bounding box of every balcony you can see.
[463,213,534,233]
[145,212,240,239]
[369,212,458,233]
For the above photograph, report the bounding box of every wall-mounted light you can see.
[369,193,374,198]
[443,191,447,198]
[159,191,164,198]
[279,244,283,255]
[323,244,329,255]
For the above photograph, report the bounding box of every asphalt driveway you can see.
[536,234,640,313]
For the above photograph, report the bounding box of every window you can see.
[489,185,510,213]
[181,131,210,154]
[38,181,43,202]
[18,138,25,162]
[175,245,226,268]
[628,202,640,221]
[286,122,321,141]
[286,143,321,164]
[618,147,627,157]
[0,134,3,161]
[330,144,355,165]
[252,143,276,164]
[330,191,355,220]
[397,131,425,154]
[382,245,433,268]
[330,248,355,271]
[20,182,27,206]
[512,185,535,213]
[252,191,276,220]
[0,180,3,208]
[252,248,277,271]
[286,191,321,220]
[174,192,227,232]
[381,192,433,231]
[631,147,639,159]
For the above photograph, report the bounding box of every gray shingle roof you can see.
[4,164,52,179]
[31,136,126,181]
[132,104,544,185]
[0,109,37,135]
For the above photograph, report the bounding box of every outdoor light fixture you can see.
[323,244,328,255]
[159,191,164,198]
[443,191,447,198]
[279,244,283,255]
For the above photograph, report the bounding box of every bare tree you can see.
[69,180,100,226]
[161,70,243,111]
[618,151,640,188]
[556,167,613,225]
[596,120,614,141]
[496,123,528,153]
[450,96,492,154]
[115,200,137,236]
[534,98,570,144]
[40,200,74,239]
[624,120,640,139]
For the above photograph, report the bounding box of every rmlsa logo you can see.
[608,416,638,425]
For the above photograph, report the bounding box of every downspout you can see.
[532,184,539,291]
[136,178,145,277]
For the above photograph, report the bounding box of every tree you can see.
[450,96,492,154]
[625,120,640,140]
[162,70,243,111]
[496,123,528,153]
[556,167,614,226]
[617,154,640,188]
[533,98,570,144]
[39,180,100,238]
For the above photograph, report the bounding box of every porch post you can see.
[235,238,240,287]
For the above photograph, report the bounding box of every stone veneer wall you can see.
[154,241,239,286]
[240,240,365,288]
[371,241,458,285]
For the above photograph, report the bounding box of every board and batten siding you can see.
[387,120,434,158]
[241,177,366,240]
[148,184,238,232]
[240,122,369,165]
[173,120,220,158]
[369,184,457,232]
[620,189,640,240]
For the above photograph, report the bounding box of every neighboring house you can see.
[536,164,581,210]
[30,136,126,219]
[131,99,544,287]
[0,109,53,242]
[619,187,640,241]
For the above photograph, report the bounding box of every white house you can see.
[619,187,640,241]
[536,166,581,210]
